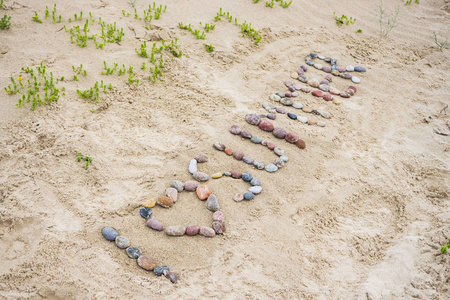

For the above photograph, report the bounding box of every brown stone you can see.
[312,90,323,97]
[285,133,299,144]
[296,139,306,149]
[302,106,313,113]
[258,120,274,132]
[184,180,198,191]
[195,154,208,163]
[323,94,333,101]
[196,185,211,200]
[224,148,233,155]
[157,196,174,208]
[137,256,157,271]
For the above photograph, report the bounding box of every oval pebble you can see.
[348,86,357,93]
[184,180,198,191]
[273,127,287,139]
[287,112,297,120]
[154,265,170,276]
[320,111,332,119]
[307,78,320,87]
[276,107,287,114]
[331,69,340,76]
[193,172,209,182]
[274,158,285,168]
[229,125,241,135]
[322,66,331,73]
[249,186,263,194]
[259,120,274,132]
[102,227,119,241]
[233,193,244,202]
[212,172,223,179]
[253,161,265,170]
[323,94,333,101]
[230,171,242,179]
[195,154,208,163]
[165,225,186,236]
[142,198,156,208]
[223,171,231,176]
[245,113,261,126]
[341,73,352,79]
[318,84,329,92]
[312,90,323,97]
[333,98,342,105]
[298,74,308,83]
[280,155,289,162]
[212,221,226,234]
[186,225,200,236]
[269,94,281,101]
[314,63,323,70]
[308,118,318,125]
[164,270,178,283]
[213,141,226,151]
[300,86,311,93]
[243,192,255,200]
[354,66,366,72]
[188,159,197,175]
[296,139,306,149]
[212,211,225,222]
[274,147,285,156]
[293,102,303,109]
[284,80,294,87]
[302,106,313,113]
[298,116,308,123]
[306,60,314,66]
[242,157,253,164]
[205,194,220,212]
[170,180,184,192]
[266,113,276,120]
[115,236,131,249]
[267,141,276,149]
[340,91,351,98]
[157,196,174,208]
[233,150,244,160]
[285,133,299,144]
[329,87,340,95]
[139,207,153,219]
[242,172,253,182]
[290,71,299,79]
[251,136,262,144]
[351,76,360,84]
[346,65,354,72]
[317,121,326,127]
[137,255,157,271]
[126,246,141,259]
[146,219,164,231]
[199,227,216,237]
[250,178,261,186]
[240,130,252,139]
[265,164,278,173]
[166,187,178,203]
[280,98,293,106]
[300,65,308,71]
[292,91,298,97]
[337,66,346,73]
[196,185,211,200]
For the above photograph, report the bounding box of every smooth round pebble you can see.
[267,141,276,149]
[212,221,226,234]
[229,125,241,135]
[266,113,276,120]
[280,98,293,106]
[195,154,208,163]
[329,87,340,95]
[259,120,274,132]
[137,255,157,271]
[320,111,332,119]
[333,98,342,105]
[290,71,299,79]
[139,207,153,219]
[193,172,209,182]
[307,78,320,87]
[293,102,303,109]
[251,136,262,144]
[212,172,223,179]
[292,92,298,97]
[126,246,142,259]
[346,65,354,72]
[287,112,297,120]
[318,84,329,92]
[337,66,346,73]
[317,121,326,127]
[102,227,119,241]
[242,172,253,182]
[233,150,244,160]
[142,198,156,208]
[170,180,184,192]
[298,74,308,83]
[146,219,164,231]
[298,116,308,123]
[164,270,178,283]
[115,236,131,249]
[248,186,262,194]
[300,65,308,71]
[166,187,178,203]
[186,225,200,236]
[348,86,357,93]
[253,161,265,169]
[223,171,231,176]
[240,130,252,139]
[276,107,287,114]
[245,113,261,126]
[314,63,323,70]
[212,211,225,222]
[265,164,278,173]
[154,265,170,276]
[274,147,285,156]
[230,171,242,179]
[206,194,220,212]
[274,158,285,168]
[302,106,313,113]
[285,132,299,144]
[280,155,289,162]
[199,227,216,238]
[165,225,186,236]
[354,66,366,72]
[308,118,318,125]
[273,127,287,139]
[269,94,281,101]
[242,157,253,164]
[323,94,333,101]
[322,66,331,73]
[296,139,306,149]
[213,141,226,151]
[233,193,244,202]
[250,178,261,186]
[243,192,255,200]
[351,76,360,84]
[184,180,198,191]
[312,90,323,97]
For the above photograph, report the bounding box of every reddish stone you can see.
[267,141,276,149]
[199,227,215,237]
[146,219,164,231]
[258,120,274,132]
[323,94,333,101]
[322,66,331,73]
[284,92,292,98]
[337,66,346,72]
[195,154,208,163]
[348,86,357,93]
[212,221,226,234]
[325,75,333,82]
[212,211,225,222]
[312,90,323,97]
[273,127,287,139]
[186,225,200,236]
[230,171,242,179]
[232,151,244,160]
[184,181,198,191]
[346,89,355,96]
[137,256,157,271]
[285,133,299,144]
[224,148,233,155]
[229,125,241,135]
[196,185,211,200]
[296,139,306,149]
[240,130,252,139]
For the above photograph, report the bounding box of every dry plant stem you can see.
[379,0,399,38]
[431,32,449,52]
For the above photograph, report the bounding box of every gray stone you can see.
[126,246,142,259]
[206,194,220,212]
[170,180,184,192]
[248,186,263,194]
[115,236,131,249]
[265,164,278,173]
[188,159,197,174]
[250,178,261,186]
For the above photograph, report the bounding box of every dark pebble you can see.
[284,92,292,98]
[300,65,308,72]
[154,265,170,276]
[354,66,366,72]
[312,109,321,115]
[242,172,253,182]
[306,61,314,66]
[102,227,119,241]
[139,207,153,219]
[240,130,252,139]
[126,246,142,259]
[243,192,255,200]
[212,221,226,234]
[242,157,253,164]
[266,113,276,120]
[309,52,317,58]
[164,270,178,283]
[287,113,297,120]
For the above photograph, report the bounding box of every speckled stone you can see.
[146,219,164,231]
[115,236,131,249]
[212,211,225,222]
[265,164,278,173]
[296,139,306,149]
[184,180,198,191]
[206,194,220,212]
[195,154,208,163]
[340,91,351,98]
[213,141,226,151]
[233,193,244,202]
[230,171,242,179]
[280,98,293,106]
[250,178,261,186]
[285,133,299,144]
[312,109,320,115]
[154,265,170,276]
[287,112,297,120]
[229,125,241,135]
[267,141,276,149]
[320,111,332,119]
[331,69,340,76]
[325,75,333,82]
[140,207,153,219]
[318,84,329,92]
[188,159,197,175]
[245,113,261,126]
[253,160,265,170]
[102,227,119,241]
[269,94,281,101]
[170,180,184,192]
[196,185,211,200]
[323,94,333,101]
[199,226,216,237]
[242,172,253,182]
[164,270,178,283]
[193,172,209,182]
[142,198,156,208]
[259,120,274,132]
[126,246,142,259]
[267,113,276,120]
[251,136,262,144]
[273,127,287,139]
[157,196,174,208]
[298,74,308,83]
[186,225,200,236]
[212,221,226,234]
[276,107,287,114]
[298,116,308,123]
[137,255,157,271]
[354,66,366,72]
[275,92,285,98]
[166,187,178,203]
[165,225,186,236]
[274,147,285,156]
[280,155,289,162]
[352,76,360,83]
[341,73,352,79]
[293,102,303,109]
[307,78,320,87]
[243,192,255,200]
[242,157,253,164]
[233,150,245,160]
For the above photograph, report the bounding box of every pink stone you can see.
[323,94,333,101]
[230,171,242,179]
[186,225,200,236]
[199,226,216,237]
[212,211,225,222]
[229,125,241,135]
[322,66,331,73]
[146,219,164,231]
[259,120,274,132]
[273,127,287,139]
[337,66,346,73]
[312,90,324,97]
[285,132,299,144]
[184,181,198,191]
[232,151,244,160]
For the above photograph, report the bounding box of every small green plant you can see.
[135,40,148,57]
[253,0,260,2]
[266,0,275,8]
[333,12,356,25]
[403,0,419,5]
[0,14,11,29]
[76,152,93,169]
[205,44,214,52]
[76,152,84,162]
[280,0,292,8]
[0,0,3,8]
[356,28,362,33]
[441,240,450,254]
[379,0,399,38]
[431,32,449,52]
[32,11,42,23]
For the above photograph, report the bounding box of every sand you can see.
[0,0,449,299]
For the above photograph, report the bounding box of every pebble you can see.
[314,63,323,70]
[296,68,304,75]
[312,90,323,97]
[193,172,209,182]
[284,92,292,98]
[352,76,361,84]
[274,147,285,156]
[340,91,350,98]
[142,198,156,208]
[230,171,242,179]
[292,91,298,97]
[229,125,242,135]
[348,86,357,93]
[325,75,333,82]
[166,187,178,203]
[250,178,261,186]
[233,193,244,202]
[242,172,253,182]
[184,180,198,191]
[320,111,332,119]
[146,219,164,231]
[354,66,366,72]
[341,73,352,79]
[269,94,281,101]
[318,84,329,92]
[213,141,226,151]
[285,133,299,144]
[318,55,325,60]
[165,225,186,236]
[232,151,245,160]
[276,107,287,114]
[280,98,293,106]
[139,207,153,219]
[115,236,131,249]
[225,148,233,155]
[297,116,308,123]
[196,185,211,200]
[267,141,276,149]
[274,158,285,168]
[206,194,220,212]
[126,246,142,259]
[322,66,331,73]
[195,154,208,163]
[325,57,331,62]
[331,69,340,76]
[298,74,308,83]
[248,186,263,194]
[186,225,200,236]
[212,221,226,234]
[306,60,314,66]
[154,265,170,276]
[290,71,299,79]
[262,101,270,108]
[242,157,253,164]
[157,196,174,208]
[188,159,197,175]
[253,160,265,170]
[243,192,255,200]
[280,155,289,162]
[293,102,303,109]
[347,89,355,96]
[317,121,326,127]
[308,118,318,125]
[302,106,313,113]
[245,113,261,126]
[170,180,184,193]
[212,172,223,179]
[337,66,346,73]
[320,79,329,85]
[223,171,231,176]
[329,87,340,95]
[346,65,354,72]
[275,92,285,98]
[164,270,178,284]
[284,80,294,87]
[309,52,317,58]
[273,127,287,139]
[333,98,342,105]
[323,94,333,101]
[307,78,320,87]
[312,109,320,115]
[259,120,274,132]
[296,139,306,149]
[266,113,276,120]
[265,164,278,173]
[287,112,297,120]
[199,226,216,237]
[300,65,308,71]
[137,255,157,271]
[251,136,262,144]
[212,211,225,222]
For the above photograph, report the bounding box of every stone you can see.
[251,136,262,144]
[290,71,299,79]
[137,256,157,271]
[280,155,289,162]
[341,73,352,79]
[273,127,287,139]
[230,171,242,179]
[300,65,308,71]
[284,92,292,98]
[325,75,333,82]
[337,66,346,73]
[296,68,304,75]
[298,74,308,83]
[267,141,276,149]
[293,102,303,109]
[274,158,285,168]
[212,172,223,179]
[274,147,285,156]
[276,107,287,114]
[223,172,231,176]
[351,76,360,83]
[262,101,270,108]
[233,193,244,202]
[139,207,153,219]
[233,151,244,160]
[317,121,326,127]
[146,219,164,231]
[166,187,178,203]
[242,157,253,164]
[243,192,255,200]
[212,221,226,234]
[287,112,297,120]
[275,92,285,98]
[186,225,200,236]
[309,52,317,58]
[308,118,318,125]
[333,98,342,105]
[302,106,313,113]
[142,198,156,208]
[318,84,329,92]
[318,55,325,60]
[165,225,186,236]
[346,65,354,72]
[248,186,263,194]
[193,172,209,182]
[212,211,225,222]
[325,57,331,62]
[288,86,296,92]
[348,86,357,93]
[170,180,184,192]
[224,148,233,155]
[253,161,265,170]
[320,111,332,119]
[265,164,278,173]
[196,185,211,200]
[331,69,340,76]
[340,91,351,98]
[195,154,208,163]
[245,113,261,126]
[250,178,261,186]
[206,194,220,212]
[115,236,131,249]
[242,172,253,182]
[285,133,299,144]
[213,141,226,151]
[154,265,170,276]
[269,94,281,101]
[347,89,355,96]
[199,227,215,237]
[126,246,142,259]
[307,78,320,87]
[298,116,308,123]
[284,80,294,87]
[164,270,178,283]
[261,140,267,146]
[320,79,330,85]
[323,94,333,101]
[322,66,331,73]
[157,196,174,208]
[188,159,197,174]
[312,90,323,97]
[184,181,198,191]
[259,120,274,132]
[280,98,293,106]
[292,92,299,97]
[266,113,276,120]
[229,125,242,135]
[329,87,340,95]
[314,63,323,70]
[312,109,320,115]
[296,139,306,149]
[354,66,366,72]
[306,60,314,66]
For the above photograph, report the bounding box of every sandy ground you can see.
[0,0,449,299]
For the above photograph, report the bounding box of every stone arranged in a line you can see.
[262,102,328,127]
[101,226,178,283]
